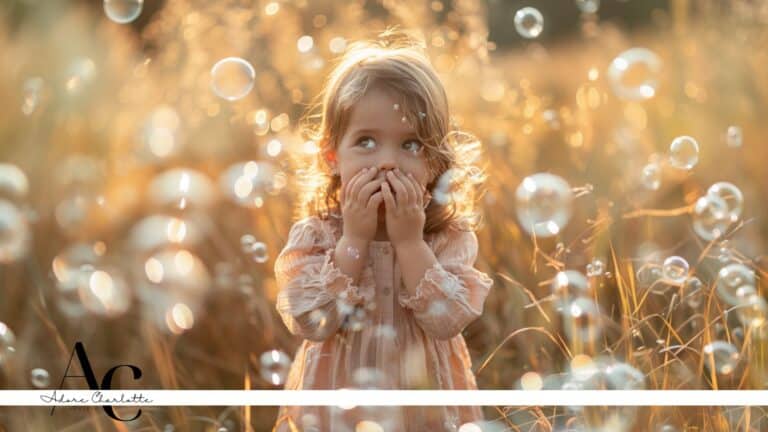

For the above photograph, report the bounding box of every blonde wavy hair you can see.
[290,27,489,235]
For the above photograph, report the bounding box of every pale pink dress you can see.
[272,213,494,432]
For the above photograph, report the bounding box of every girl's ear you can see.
[323,148,339,174]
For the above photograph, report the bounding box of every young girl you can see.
[273,28,494,432]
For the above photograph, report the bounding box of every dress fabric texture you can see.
[272,214,494,432]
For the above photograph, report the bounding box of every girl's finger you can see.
[386,170,407,206]
[349,168,377,204]
[401,171,420,206]
[366,190,383,211]
[360,177,386,202]
[381,181,396,210]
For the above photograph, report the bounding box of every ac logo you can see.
[51,341,144,421]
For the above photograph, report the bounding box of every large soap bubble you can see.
[210,57,256,101]
[607,48,661,101]
[515,173,573,237]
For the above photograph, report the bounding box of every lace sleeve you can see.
[274,216,368,341]
[398,229,494,340]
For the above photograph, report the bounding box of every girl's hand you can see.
[340,167,385,243]
[381,168,426,247]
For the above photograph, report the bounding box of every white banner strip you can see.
[0,390,766,406]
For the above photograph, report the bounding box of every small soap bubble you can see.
[575,0,600,14]
[726,126,742,148]
[668,136,699,170]
[586,258,605,277]
[30,368,50,388]
[103,0,143,24]
[702,341,740,376]
[662,256,689,283]
[210,57,256,101]
[249,242,269,263]
[515,173,574,238]
[514,7,544,39]
[641,163,661,190]
[259,349,292,386]
[607,48,661,101]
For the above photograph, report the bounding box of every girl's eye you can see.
[357,137,376,149]
[404,140,424,154]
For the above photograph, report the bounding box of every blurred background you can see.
[0,0,767,430]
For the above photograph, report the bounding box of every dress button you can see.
[382,286,391,296]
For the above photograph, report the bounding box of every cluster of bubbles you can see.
[692,181,743,241]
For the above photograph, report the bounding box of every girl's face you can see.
[331,85,431,212]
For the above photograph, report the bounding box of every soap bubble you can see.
[514,7,544,39]
[736,294,766,329]
[149,168,217,210]
[103,0,144,24]
[726,126,742,148]
[30,368,50,388]
[641,163,661,190]
[129,214,203,252]
[702,341,740,376]
[668,136,699,170]
[575,0,600,14]
[219,161,280,208]
[52,243,101,318]
[682,277,705,309]
[0,199,31,264]
[562,297,601,344]
[586,258,605,277]
[259,349,292,385]
[515,173,573,238]
[692,194,731,241]
[137,248,211,332]
[716,263,756,306]
[552,270,590,308]
[607,48,661,101]
[0,163,29,200]
[706,182,743,222]
[210,57,256,101]
[662,256,689,283]
[0,322,17,365]
[241,234,269,263]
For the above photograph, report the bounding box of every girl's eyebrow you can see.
[351,127,418,138]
